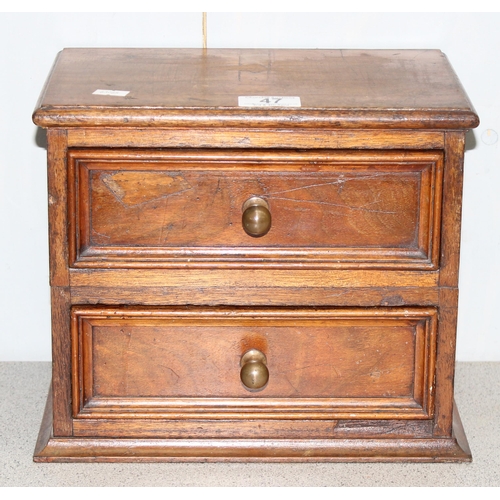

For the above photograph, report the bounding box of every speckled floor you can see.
[0,362,499,486]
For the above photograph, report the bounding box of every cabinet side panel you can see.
[51,286,73,436]
[434,131,465,437]
[439,131,465,287]
[47,128,69,286]
[434,287,459,436]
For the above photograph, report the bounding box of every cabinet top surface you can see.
[33,48,479,129]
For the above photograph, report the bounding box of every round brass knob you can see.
[242,197,271,237]
[240,349,269,391]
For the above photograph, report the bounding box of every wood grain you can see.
[69,285,439,307]
[66,128,445,150]
[34,437,472,462]
[72,418,434,439]
[34,48,478,462]
[70,306,437,421]
[69,268,439,289]
[433,288,460,436]
[68,149,443,270]
[46,129,69,286]
[34,401,471,462]
[50,287,72,436]
[33,49,479,130]
[439,132,466,287]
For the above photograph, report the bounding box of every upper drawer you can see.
[68,149,443,270]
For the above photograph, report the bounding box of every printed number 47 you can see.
[260,97,282,104]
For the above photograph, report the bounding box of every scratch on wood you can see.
[282,362,341,377]
[263,173,392,197]
[267,196,397,214]
[160,365,180,384]
[91,228,111,241]
[158,197,171,244]
[122,329,132,394]
[261,174,399,214]
[282,374,300,394]
[325,290,351,299]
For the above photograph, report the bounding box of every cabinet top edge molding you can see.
[33,48,479,130]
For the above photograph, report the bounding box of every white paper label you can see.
[238,96,301,107]
[93,89,130,97]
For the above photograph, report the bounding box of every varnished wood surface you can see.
[88,320,420,399]
[33,48,479,462]
[433,288,460,437]
[46,129,69,286]
[72,418,434,439]
[50,287,72,436]
[67,268,440,308]
[440,132,466,288]
[34,394,471,462]
[33,49,479,129]
[70,307,436,420]
[66,128,446,150]
[69,149,442,269]
[69,268,439,288]
[69,285,439,307]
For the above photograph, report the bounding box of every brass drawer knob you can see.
[240,349,269,391]
[242,197,271,237]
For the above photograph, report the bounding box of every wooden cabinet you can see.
[33,49,479,462]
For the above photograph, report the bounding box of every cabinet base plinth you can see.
[34,391,472,463]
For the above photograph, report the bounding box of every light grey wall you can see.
[0,12,498,361]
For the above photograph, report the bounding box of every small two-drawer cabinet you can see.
[33,48,478,462]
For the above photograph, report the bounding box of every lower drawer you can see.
[71,306,437,423]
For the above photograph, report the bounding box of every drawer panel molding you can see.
[68,149,443,270]
[71,306,437,421]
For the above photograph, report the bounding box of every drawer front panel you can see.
[71,307,437,420]
[69,149,443,269]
